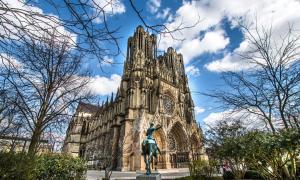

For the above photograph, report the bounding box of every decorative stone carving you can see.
[162,95,174,116]
[63,26,204,171]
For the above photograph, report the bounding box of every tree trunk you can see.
[28,125,42,156]
[267,118,276,133]
[292,116,300,130]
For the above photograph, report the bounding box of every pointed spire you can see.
[111,92,114,103]
[119,86,124,97]
[116,87,120,98]
[105,96,109,106]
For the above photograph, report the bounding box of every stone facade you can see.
[63,26,205,171]
[0,136,53,154]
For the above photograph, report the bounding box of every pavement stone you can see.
[86,168,190,180]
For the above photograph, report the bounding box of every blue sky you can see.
[23,0,300,126]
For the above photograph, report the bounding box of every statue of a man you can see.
[142,122,162,174]
[146,122,161,140]
[142,122,161,154]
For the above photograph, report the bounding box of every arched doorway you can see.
[152,128,167,169]
[190,133,201,160]
[167,122,189,168]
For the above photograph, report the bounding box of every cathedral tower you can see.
[63,26,205,171]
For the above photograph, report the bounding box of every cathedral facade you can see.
[63,26,205,171]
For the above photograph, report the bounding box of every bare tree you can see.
[0,0,199,66]
[0,29,92,155]
[0,0,119,65]
[0,88,22,136]
[206,23,300,132]
[0,0,200,155]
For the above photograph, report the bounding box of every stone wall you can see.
[63,26,205,171]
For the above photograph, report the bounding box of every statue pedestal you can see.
[136,173,161,180]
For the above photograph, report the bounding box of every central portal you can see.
[168,122,190,168]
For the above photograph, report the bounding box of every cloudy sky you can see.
[20,0,300,127]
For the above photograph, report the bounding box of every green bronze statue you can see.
[142,122,162,175]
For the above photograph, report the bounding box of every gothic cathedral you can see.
[63,26,205,171]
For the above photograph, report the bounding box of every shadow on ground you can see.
[86,168,190,180]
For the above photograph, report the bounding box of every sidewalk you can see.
[86,168,190,180]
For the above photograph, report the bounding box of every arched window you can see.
[81,121,86,135]
[168,136,176,151]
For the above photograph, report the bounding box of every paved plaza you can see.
[86,168,190,180]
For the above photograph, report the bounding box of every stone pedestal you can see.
[136,173,161,180]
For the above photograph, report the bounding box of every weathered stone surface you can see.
[136,173,161,180]
[63,26,206,171]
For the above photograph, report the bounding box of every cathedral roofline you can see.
[76,102,99,114]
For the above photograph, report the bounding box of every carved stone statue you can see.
[141,122,161,175]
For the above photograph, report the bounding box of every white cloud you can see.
[159,0,300,68]
[147,0,161,13]
[185,65,200,76]
[201,30,230,53]
[156,8,171,19]
[93,0,125,14]
[92,0,125,23]
[203,0,300,72]
[0,53,22,68]
[203,111,227,127]
[195,106,205,115]
[158,1,223,53]
[0,0,76,44]
[88,74,121,96]
[203,109,269,130]
[101,56,114,66]
[205,51,254,73]
[178,30,229,63]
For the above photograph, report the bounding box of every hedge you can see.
[0,152,87,180]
